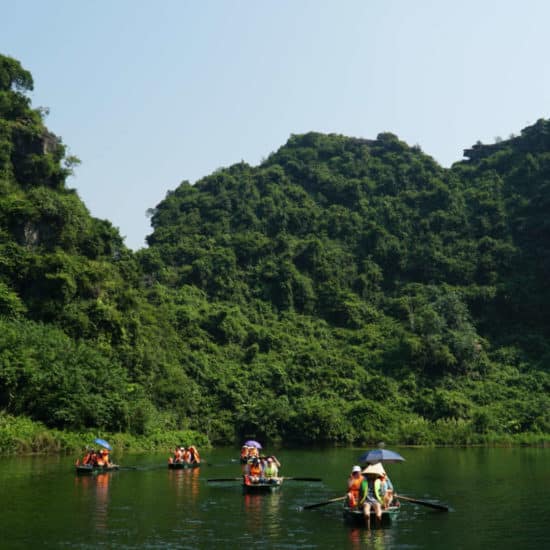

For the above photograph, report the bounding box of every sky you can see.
[2,0,550,250]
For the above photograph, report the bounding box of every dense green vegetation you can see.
[0,54,548,453]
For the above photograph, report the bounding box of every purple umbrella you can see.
[243,440,262,449]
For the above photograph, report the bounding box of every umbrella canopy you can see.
[94,438,112,451]
[362,462,386,476]
[243,440,262,449]
[358,449,405,464]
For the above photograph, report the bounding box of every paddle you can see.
[397,494,449,511]
[301,495,347,510]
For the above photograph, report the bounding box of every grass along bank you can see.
[1,412,548,456]
[0,413,210,455]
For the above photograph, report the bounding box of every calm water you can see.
[0,447,548,549]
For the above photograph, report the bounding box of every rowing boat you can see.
[342,504,400,526]
[75,464,119,475]
[242,477,283,494]
[168,461,201,470]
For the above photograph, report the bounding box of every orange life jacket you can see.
[249,463,262,476]
[348,476,362,506]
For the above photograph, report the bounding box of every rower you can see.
[360,466,384,528]
[263,456,279,483]
[379,471,394,508]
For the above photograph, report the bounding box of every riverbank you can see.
[1,412,548,455]
[0,413,210,455]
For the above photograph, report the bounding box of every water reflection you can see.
[1,449,548,548]
[348,526,394,550]
[74,472,112,533]
[242,492,282,538]
[168,467,201,507]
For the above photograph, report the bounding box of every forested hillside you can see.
[1,54,548,451]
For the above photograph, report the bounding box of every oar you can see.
[301,495,347,510]
[282,477,322,482]
[397,494,449,511]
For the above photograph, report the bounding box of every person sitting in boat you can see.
[240,445,250,464]
[99,448,110,466]
[183,447,193,463]
[169,447,182,464]
[76,448,95,467]
[360,465,384,527]
[83,449,95,465]
[263,456,280,483]
[96,450,106,467]
[188,445,200,464]
[248,457,263,483]
[347,465,363,507]
[248,446,259,461]
[85,450,100,466]
[92,448,110,467]
[379,471,394,509]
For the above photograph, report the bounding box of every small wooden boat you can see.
[168,461,201,470]
[242,476,284,495]
[242,477,283,494]
[75,463,119,475]
[242,480,282,493]
[342,504,400,526]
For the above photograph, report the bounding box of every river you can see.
[0,447,547,548]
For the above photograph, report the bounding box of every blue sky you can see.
[2,0,549,250]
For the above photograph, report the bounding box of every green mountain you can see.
[1,54,548,448]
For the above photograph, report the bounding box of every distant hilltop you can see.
[1,52,548,450]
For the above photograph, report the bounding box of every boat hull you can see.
[343,505,400,526]
[242,479,283,494]
[76,464,119,475]
[168,462,201,470]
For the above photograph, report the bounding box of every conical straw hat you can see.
[362,462,385,476]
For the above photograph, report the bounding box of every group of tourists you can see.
[76,448,111,467]
[168,445,201,465]
[241,450,281,484]
[346,462,396,527]
[239,444,261,463]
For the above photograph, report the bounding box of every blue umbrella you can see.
[358,449,405,464]
[94,438,112,451]
[243,440,262,449]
